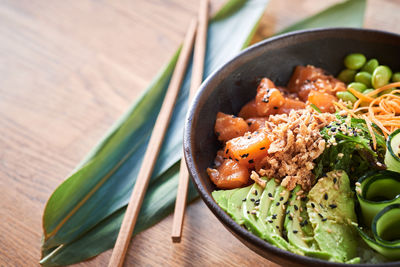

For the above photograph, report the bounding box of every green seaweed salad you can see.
[209,54,400,264]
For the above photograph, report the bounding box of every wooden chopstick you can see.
[108,19,197,267]
[171,0,209,243]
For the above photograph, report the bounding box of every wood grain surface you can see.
[0,0,399,266]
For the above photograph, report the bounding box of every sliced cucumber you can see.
[356,204,400,260]
[385,129,400,173]
[356,170,400,226]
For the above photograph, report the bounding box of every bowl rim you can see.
[184,27,400,266]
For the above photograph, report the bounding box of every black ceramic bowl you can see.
[184,28,400,266]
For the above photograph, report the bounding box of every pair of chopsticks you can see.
[108,0,208,266]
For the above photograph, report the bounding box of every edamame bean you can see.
[344,53,366,70]
[363,89,374,95]
[348,82,367,92]
[361,58,379,74]
[372,65,392,88]
[337,69,356,84]
[337,91,357,103]
[393,72,400,82]
[354,72,372,88]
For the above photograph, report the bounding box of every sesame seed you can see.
[294,205,299,211]
[260,147,266,150]
[247,136,251,139]
[254,190,258,196]
[272,214,277,219]
[276,202,280,206]
[283,201,289,206]
[250,210,257,215]
[318,213,323,218]
[288,216,293,220]
[327,228,332,233]
[268,193,273,197]
[333,177,337,184]
[311,203,315,208]
[355,182,361,187]
[329,204,337,209]
[269,197,274,200]
[268,220,273,223]
[276,225,279,229]
[322,218,327,222]
[324,193,328,200]
[242,198,246,202]
[247,211,250,214]
[225,149,229,154]
[248,159,254,164]
[293,230,298,234]
[279,197,284,201]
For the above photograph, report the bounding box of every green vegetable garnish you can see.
[314,115,386,180]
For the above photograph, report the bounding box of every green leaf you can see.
[40,0,270,265]
[278,0,366,35]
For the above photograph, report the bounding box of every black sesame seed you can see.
[311,203,315,208]
[250,198,255,202]
[319,203,324,208]
[229,156,232,160]
[326,125,331,128]
[318,213,323,218]
[242,198,246,202]
[276,225,279,229]
[248,159,254,164]
[293,230,298,234]
[273,106,278,110]
[254,131,259,134]
[247,136,251,139]
[268,220,273,223]
[288,216,293,220]
[254,190,258,196]
[300,222,304,227]
[294,205,299,211]
[247,211,250,214]
[279,197,284,201]
[276,202,280,206]
[286,210,290,215]
[324,193,328,200]
[247,122,252,126]
[329,204,337,209]
[235,158,239,162]
[268,193,273,197]
[225,148,229,154]
[322,218,327,222]
[262,99,269,103]
[271,214,277,219]
[333,178,337,184]
[303,220,308,225]
[260,147,266,150]
[331,127,336,132]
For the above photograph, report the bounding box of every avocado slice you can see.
[284,185,332,260]
[212,188,239,212]
[243,183,265,236]
[307,170,359,263]
[227,185,252,225]
[258,178,278,223]
[263,185,301,253]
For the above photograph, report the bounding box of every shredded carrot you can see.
[336,82,400,140]
[348,87,374,102]
[333,101,359,118]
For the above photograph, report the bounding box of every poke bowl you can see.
[184,28,400,266]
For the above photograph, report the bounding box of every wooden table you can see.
[1,0,399,266]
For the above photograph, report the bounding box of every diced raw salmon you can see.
[255,78,285,116]
[214,112,249,142]
[207,159,249,189]
[224,131,270,167]
[277,98,306,114]
[246,117,268,132]
[307,90,337,113]
[287,65,346,101]
[238,100,259,119]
